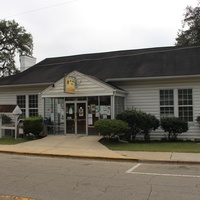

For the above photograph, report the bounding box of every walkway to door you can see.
[0,135,123,158]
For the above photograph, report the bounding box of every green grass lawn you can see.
[100,139,200,153]
[0,137,28,145]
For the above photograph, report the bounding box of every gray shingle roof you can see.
[0,45,200,86]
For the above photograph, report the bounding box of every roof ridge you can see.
[35,45,200,67]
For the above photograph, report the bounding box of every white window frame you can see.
[17,94,38,118]
[159,88,193,122]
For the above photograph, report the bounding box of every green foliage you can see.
[0,137,27,144]
[141,113,160,141]
[94,119,129,138]
[116,109,159,141]
[23,116,43,138]
[175,1,200,46]
[0,19,33,77]
[100,139,200,153]
[196,114,200,127]
[160,117,188,141]
[1,114,12,124]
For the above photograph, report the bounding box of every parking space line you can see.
[129,171,200,178]
[126,163,200,178]
[126,163,141,173]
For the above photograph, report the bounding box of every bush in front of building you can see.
[141,113,160,141]
[2,114,12,124]
[23,116,44,138]
[116,109,159,141]
[160,117,189,141]
[94,119,129,139]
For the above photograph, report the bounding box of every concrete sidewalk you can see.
[0,135,200,164]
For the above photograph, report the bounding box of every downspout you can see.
[112,90,116,119]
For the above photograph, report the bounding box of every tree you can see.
[175,1,200,46]
[0,19,33,77]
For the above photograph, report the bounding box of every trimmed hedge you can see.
[94,119,129,138]
[116,109,159,141]
[23,116,43,137]
[160,117,188,141]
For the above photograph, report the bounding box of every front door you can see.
[65,101,87,134]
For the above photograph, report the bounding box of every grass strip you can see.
[100,139,200,153]
[0,137,28,145]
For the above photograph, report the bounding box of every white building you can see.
[0,46,200,139]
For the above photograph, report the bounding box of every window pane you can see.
[29,95,38,108]
[100,96,111,119]
[178,89,193,106]
[100,96,110,105]
[179,107,193,122]
[160,89,174,106]
[17,96,25,108]
[17,95,26,118]
[115,96,125,117]
[178,89,193,121]
[160,90,174,117]
[29,109,38,117]
[29,95,38,117]
[160,107,174,117]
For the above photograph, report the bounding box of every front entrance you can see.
[65,101,87,134]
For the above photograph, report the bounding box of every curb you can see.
[1,150,200,165]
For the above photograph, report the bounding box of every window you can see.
[17,95,26,118]
[115,96,124,117]
[17,94,38,118]
[160,90,174,117]
[29,95,38,117]
[178,89,193,121]
[160,89,193,121]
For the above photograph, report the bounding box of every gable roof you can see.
[0,45,200,86]
[41,70,126,97]
[0,105,17,113]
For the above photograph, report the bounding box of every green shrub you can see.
[2,114,12,124]
[116,109,142,141]
[160,117,188,141]
[116,109,159,141]
[141,113,160,141]
[94,119,129,139]
[23,116,43,138]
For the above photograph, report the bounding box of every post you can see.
[14,115,19,139]
[12,105,22,140]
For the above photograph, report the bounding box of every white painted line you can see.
[126,163,141,173]
[129,171,200,178]
[126,163,200,178]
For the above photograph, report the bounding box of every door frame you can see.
[64,100,88,135]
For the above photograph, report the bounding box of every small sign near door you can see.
[79,107,84,117]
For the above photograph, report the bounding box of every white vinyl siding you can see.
[42,72,116,97]
[115,77,200,139]
[0,86,45,118]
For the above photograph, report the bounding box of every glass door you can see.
[65,101,87,134]
[66,103,75,133]
[77,102,86,134]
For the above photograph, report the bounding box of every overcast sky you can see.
[1,0,198,66]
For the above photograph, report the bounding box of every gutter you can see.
[0,82,54,88]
